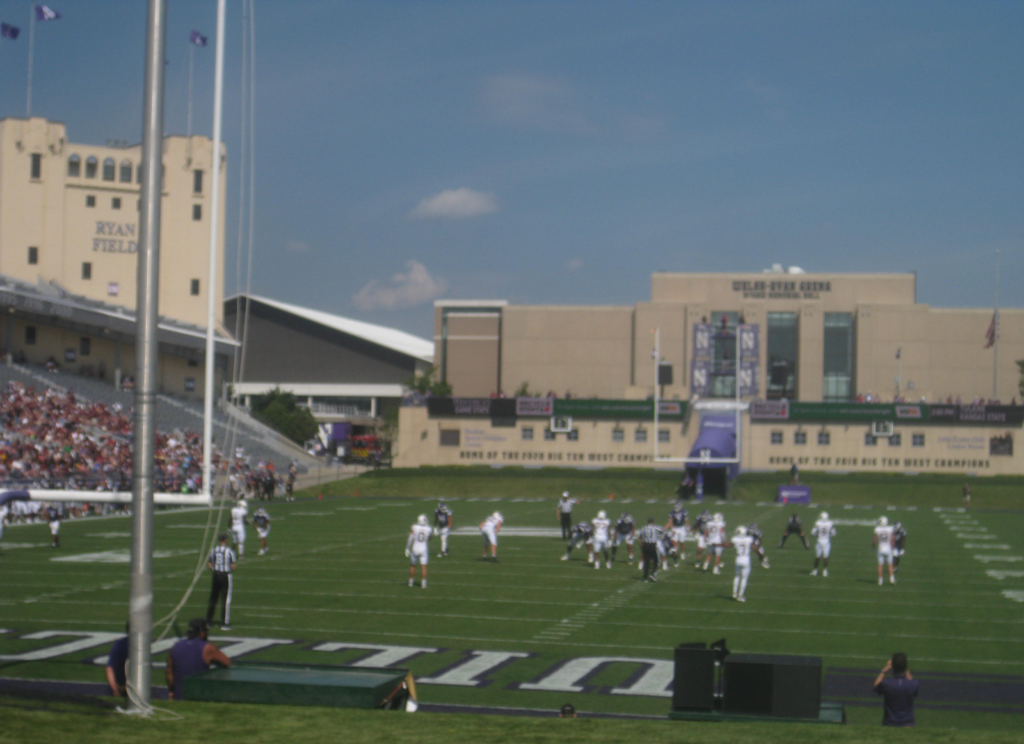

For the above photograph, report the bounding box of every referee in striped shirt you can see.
[640,518,663,582]
[206,533,237,630]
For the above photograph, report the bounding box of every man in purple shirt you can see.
[873,652,919,726]
[166,618,232,701]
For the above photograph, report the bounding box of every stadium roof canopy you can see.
[227,294,433,363]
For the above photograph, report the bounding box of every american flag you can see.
[984,310,999,349]
[35,5,61,21]
[1,22,20,39]
[189,30,207,47]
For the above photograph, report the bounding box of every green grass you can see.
[2,699,1023,744]
[1,468,1022,741]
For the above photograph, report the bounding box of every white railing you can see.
[302,403,371,418]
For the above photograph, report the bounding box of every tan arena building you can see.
[0,117,225,328]
[393,271,1022,476]
[0,117,232,398]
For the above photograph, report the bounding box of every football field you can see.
[1,474,1023,737]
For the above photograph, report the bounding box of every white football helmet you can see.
[417,514,428,526]
[735,526,747,537]
[562,491,570,498]
[714,512,724,522]
[820,512,829,521]
[597,510,607,520]
[493,512,503,521]
[878,516,889,527]
[238,500,247,509]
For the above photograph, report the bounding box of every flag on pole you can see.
[984,310,999,349]
[34,5,61,22]
[895,347,901,360]
[189,30,207,47]
[1,22,21,39]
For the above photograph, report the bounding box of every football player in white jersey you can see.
[480,512,503,562]
[702,512,727,574]
[406,515,432,588]
[873,516,896,585]
[810,511,837,577]
[230,499,249,557]
[726,526,763,602]
[591,510,612,569]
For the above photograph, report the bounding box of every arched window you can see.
[85,156,98,178]
[67,154,81,177]
[102,157,115,181]
[119,160,132,183]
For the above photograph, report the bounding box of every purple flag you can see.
[35,5,61,21]
[1,22,20,39]
[189,29,207,47]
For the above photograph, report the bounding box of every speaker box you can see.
[672,644,716,711]
[723,654,821,719]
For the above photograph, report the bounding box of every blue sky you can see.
[1,1,1021,339]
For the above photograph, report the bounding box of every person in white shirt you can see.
[702,513,727,574]
[591,510,611,569]
[810,512,837,577]
[406,515,432,588]
[727,526,762,602]
[230,500,249,557]
[480,512,503,562]
[874,516,896,586]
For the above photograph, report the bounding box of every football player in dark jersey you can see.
[748,522,770,568]
[561,522,593,562]
[664,503,689,566]
[611,512,636,564]
[778,512,809,549]
[892,522,907,573]
[692,509,711,568]
[434,501,453,557]
[46,504,62,548]
[253,508,271,555]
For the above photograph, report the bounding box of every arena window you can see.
[611,428,624,442]
[119,160,132,183]
[81,262,92,280]
[889,433,902,447]
[67,154,81,177]
[634,429,647,444]
[190,279,200,296]
[864,433,877,446]
[912,433,925,447]
[770,431,783,444]
[112,197,121,210]
[817,431,830,445]
[658,429,670,443]
[30,153,42,179]
[521,427,533,441]
[544,429,556,441]
[794,431,807,445]
[25,326,36,345]
[86,195,95,207]
[192,204,202,221]
[193,169,204,194]
[85,156,98,178]
[439,429,460,446]
[79,337,91,356]
[102,157,115,181]
[27,246,38,265]
[567,429,579,441]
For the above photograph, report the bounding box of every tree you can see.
[513,381,535,397]
[405,364,452,397]
[250,388,319,445]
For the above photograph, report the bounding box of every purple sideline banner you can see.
[777,484,812,504]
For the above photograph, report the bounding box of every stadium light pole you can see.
[653,327,660,461]
[127,0,167,712]
[202,0,227,503]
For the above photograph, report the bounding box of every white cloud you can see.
[409,188,499,220]
[352,260,447,311]
[284,239,312,254]
[481,74,593,133]
[565,257,584,272]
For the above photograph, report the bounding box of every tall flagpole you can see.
[993,249,1000,399]
[202,0,226,501]
[127,0,167,713]
[186,39,194,138]
[25,4,34,116]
